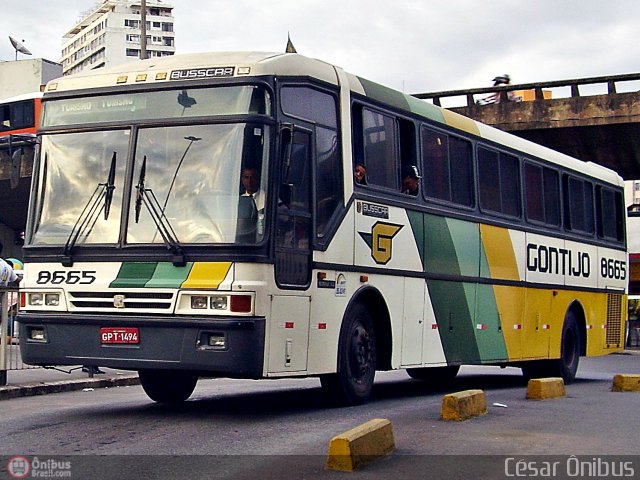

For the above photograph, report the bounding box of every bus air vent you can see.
[605,293,623,347]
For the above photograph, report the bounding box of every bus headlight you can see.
[25,291,65,311]
[178,292,254,315]
[29,293,44,306]
[190,296,208,309]
[210,296,228,310]
[45,293,60,306]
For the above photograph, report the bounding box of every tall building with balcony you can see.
[61,0,175,76]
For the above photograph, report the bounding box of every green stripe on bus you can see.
[145,262,193,288]
[423,214,460,276]
[110,262,158,288]
[427,279,481,363]
[406,95,446,123]
[474,284,508,362]
[357,76,445,123]
[409,211,508,363]
[479,237,492,278]
[446,217,480,277]
[407,210,425,264]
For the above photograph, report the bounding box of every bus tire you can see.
[556,311,580,384]
[320,303,377,406]
[406,365,460,383]
[138,369,198,403]
[521,311,581,384]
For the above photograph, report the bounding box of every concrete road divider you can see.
[326,418,395,471]
[526,377,566,400]
[611,374,640,392]
[440,389,487,421]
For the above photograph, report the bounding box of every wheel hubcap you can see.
[350,324,371,379]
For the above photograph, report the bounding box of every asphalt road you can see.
[1,353,638,479]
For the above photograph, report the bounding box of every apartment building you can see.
[61,0,175,76]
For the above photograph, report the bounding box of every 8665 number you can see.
[36,270,97,284]
[600,258,626,280]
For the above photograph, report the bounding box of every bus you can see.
[0,92,42,136]
[17,52,627,405]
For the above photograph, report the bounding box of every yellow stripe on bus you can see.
[480,224,520,281]
[181,262,232,289]
[441,109,481,136]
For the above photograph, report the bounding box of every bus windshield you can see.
[31,88,271,247]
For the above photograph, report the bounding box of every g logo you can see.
[359,222,403,265]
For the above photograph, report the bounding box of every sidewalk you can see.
[0,366,139,400]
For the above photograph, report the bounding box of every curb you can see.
[440,389,488,421]
[326,418,395,471]
[0,375,140,401]
[526,377,566,400]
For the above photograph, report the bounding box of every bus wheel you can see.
[556,311,580,384]
[320,303,377,406]
[138,369,198,403]
[406,365,460,383]
[521,311,581,384]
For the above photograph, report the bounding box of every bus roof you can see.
[44,51,622,187]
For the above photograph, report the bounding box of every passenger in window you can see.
[401,165,421,196]
[354,162,367,185]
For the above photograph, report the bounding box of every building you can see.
[61,0,175,76]
[0,59,62,101]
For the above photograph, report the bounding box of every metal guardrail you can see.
[412,72,640,107]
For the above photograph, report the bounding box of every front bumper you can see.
[17,313,265,378]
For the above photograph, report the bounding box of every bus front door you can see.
[269,129,312,373]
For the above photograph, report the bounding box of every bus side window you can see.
[478,146,521,218]
[360,107,398,190]
[398,118,418,196]
[564,175,594,234]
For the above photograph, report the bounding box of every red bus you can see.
[0,92,42,137]
[0,92,42,247]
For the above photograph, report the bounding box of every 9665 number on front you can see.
[36,270,97,284]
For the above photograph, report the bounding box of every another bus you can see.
[0,92,42,249]
[0,91,42,190]
[17,52,627,405]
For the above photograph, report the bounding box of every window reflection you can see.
[128,123,269,244]
[31,130,129,245]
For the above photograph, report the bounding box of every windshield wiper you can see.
[134,155,186,266]
[62,152,117,267]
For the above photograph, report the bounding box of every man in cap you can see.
[401,165,421,196]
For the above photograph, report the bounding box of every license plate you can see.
[100,327,140,344]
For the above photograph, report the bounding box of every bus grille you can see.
[605,293,623,346]
[68,291,174,311]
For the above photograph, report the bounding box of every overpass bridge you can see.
[413,73,640,179]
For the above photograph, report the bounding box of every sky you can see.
[0,0,639,96]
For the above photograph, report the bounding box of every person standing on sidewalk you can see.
[0,242,19,287]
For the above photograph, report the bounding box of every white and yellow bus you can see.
[18,52,627,405]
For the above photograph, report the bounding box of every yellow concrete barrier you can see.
[612,374,640,392]
[526,377,566,400]
[326,418,395,471]
[440,389,487,421]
